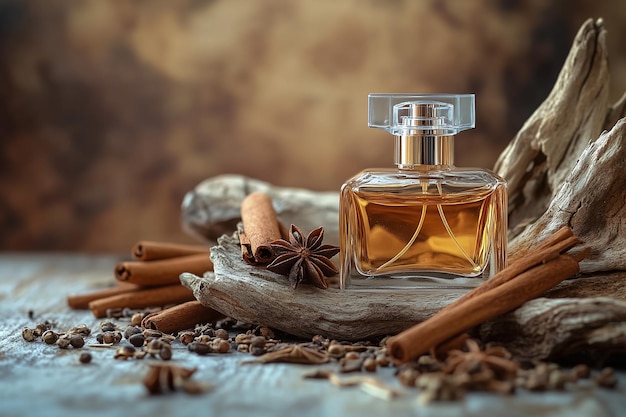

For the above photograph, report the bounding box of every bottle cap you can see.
[368,94,475,136]
[368,94,475,166]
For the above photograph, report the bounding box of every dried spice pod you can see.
[267,225,339,289]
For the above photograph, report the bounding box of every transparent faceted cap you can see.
[368,94,475,136]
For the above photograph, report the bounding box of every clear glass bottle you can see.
[340,94,507,290]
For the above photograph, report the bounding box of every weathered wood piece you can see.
[478,297,626,359]
[180,234,464,341]
[181,174,340,245]
[494,18,610,236]
[181,233,626,358]
[508,118,626,273]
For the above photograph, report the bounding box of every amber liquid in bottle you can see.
[340,168,507,289]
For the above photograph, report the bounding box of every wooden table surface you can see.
[1,253,625,417]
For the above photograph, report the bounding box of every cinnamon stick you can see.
[240,192,282,264]
[141,301,225,333]
[67,282,141,310]
[440,226,578,313]
[388,254,581,363]
[89,285,196,318]
[132,241,210,261]
[115,253,213,287]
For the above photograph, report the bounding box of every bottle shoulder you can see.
[342,167,506,191]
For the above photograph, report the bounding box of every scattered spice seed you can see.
[114,346,136,360]
[328,344,345,358]
[178,331,195,345]
[56,337,71,349]
[42,330,59,345]
[159,344,173,361]
[257,326,275,339]
[100,321,117,332]
[130,313,143,327]
[143,329,163,339]
[22,328,36,342]
[68,324,91,337]
[339,356,365,373]
[79,352,92,364]
[363,358,377,373]
[376,354,390,367]
[124,326,142,340]
[214,329,229,340]
[211,339,231,354]
[102,331,122,345]
[129,333,145,348]
[69,335,85,348]
[188,342,212,356]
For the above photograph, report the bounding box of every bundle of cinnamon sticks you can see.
[67,240,221,331]
[387,226,588,364]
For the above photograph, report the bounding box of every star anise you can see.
[444,339,519,380]
[266,224,340,289]
[243,344,330,365]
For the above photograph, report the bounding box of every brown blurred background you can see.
[1,0,625,252]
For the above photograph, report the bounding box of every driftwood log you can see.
[181,235,626,360]
[180,18,626,359]
[182,174,339,246]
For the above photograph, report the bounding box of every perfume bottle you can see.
[340,94,507,289]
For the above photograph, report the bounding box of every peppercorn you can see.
[375,353,390,367]
[79,352,92,364]
[33,322,51,337]
[130,313,143,327]
[213,339,231,354]
[100,321,117,332]
[69,324,91,337]
[42,330,59,345]
[363,357,377,373]
[69,335,85,348]
[124,326,142,340]
[22,328,36,342]
[328,343,345,358]
[194,335,211,344]
[178,331,195,345]
[114,345,136,360]
[129,333,145,348]
[56,337,71,349]
[214,329,229,340]
[235,333,252,344]
[159,345,173,361]
[257,326,275,339]
[102,331,122,345]
[188,342,212,356]
[143,329,163,340]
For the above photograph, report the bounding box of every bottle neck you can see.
[394,134,454,168]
